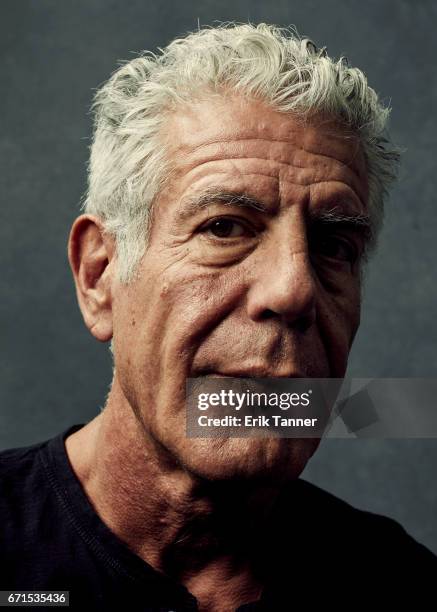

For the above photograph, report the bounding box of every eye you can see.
[199,217,254,239]
[313,234,357,263]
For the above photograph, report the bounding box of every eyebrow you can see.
[177,188,268,221]
[177,188,373,245]
[307,207,373,241]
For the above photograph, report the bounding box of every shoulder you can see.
[279,478,437,569]
[265,478,437,604]
[0,438,55,538]
[0,439,49,499]
[0,427,83,544]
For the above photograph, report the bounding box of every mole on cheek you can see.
[160,284,170,298]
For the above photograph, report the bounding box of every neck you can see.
[66,376,282,608]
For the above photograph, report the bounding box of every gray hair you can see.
[83,22,400,283]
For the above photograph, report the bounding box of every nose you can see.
[246,228,317,332]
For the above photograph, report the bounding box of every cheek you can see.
[113,266,246,387]
[156,267,248,370]
[316,280,361,376]
[115,268,248,444]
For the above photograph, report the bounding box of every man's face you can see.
[110,95,369,482]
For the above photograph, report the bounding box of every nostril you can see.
[260,309,276,320]
[259,307,315,331]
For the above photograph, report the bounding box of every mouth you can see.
[195,368,305,379]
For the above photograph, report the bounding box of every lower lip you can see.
[195,372,245,378]
[201,373,236,379]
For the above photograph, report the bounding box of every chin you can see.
[174,436,320,484]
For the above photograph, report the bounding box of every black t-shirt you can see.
[0,424,436,610]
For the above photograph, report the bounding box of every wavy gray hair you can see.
[83,22,400,283]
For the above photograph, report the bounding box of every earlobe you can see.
[68,215,115,342]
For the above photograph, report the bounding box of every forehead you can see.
[160,95,369,211]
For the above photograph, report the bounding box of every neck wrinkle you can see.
[66,374,283,583]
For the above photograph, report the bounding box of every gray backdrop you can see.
[1,0,436,554]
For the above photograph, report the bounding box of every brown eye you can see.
[202,218,251,238]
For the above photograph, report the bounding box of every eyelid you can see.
[314,234,358,263]
[311,221,359,243]
[198,215,258,236]
[333,237,357,261]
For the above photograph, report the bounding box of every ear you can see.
[68,215,116,342]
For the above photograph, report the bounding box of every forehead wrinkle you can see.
[182,170,362,195]
[174,137,365,175]
[175,137,366,188]
[178,156,366,204]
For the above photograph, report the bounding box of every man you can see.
[1,23,436,611]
